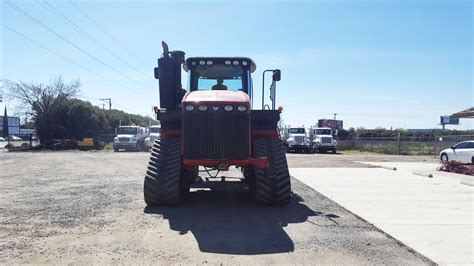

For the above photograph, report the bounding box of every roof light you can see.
[198,105,208,111]
[185,105,194,111]
[199,60,205,65]
[233,60,239,65]
[225,60,231,65]
[191,61,197,66]
[206,60,213,65]
[224,105,234,112]
[242,61,248,66]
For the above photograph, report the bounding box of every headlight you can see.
[198,105,208,111]
[237,105,247,112]
[185,105,194,111]
[224,105,233,112]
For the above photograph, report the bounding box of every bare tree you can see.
[2,76,80,118]
[1,76,80,139]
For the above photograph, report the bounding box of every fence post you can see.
[397,132,401,155]
[370,135,373,152]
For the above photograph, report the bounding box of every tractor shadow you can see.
[144,180,332,255]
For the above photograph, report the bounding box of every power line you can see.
[1,24,152,98]
[38,0,150,80]
[4,0,146,88]
[68,0,149,67]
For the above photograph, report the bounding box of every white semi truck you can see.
[282,127,311,153]
[144,125,161,150]
[113,126,148,152]
[309,127,337,153]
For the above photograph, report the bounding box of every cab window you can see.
[197,77,242,91]
[289,128,305,134]
[190,64,248,92]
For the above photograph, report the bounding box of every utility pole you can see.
[100,98,112,110]
[333,113,337,120]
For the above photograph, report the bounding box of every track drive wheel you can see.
[144,139,182,206]
[253,138,291,206]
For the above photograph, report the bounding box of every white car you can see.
[439,140,474,164]
[0,137,6,148]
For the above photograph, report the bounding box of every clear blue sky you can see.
[1,0,472,130]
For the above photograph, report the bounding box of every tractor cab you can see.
[185,57,255,94]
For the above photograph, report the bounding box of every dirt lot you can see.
[0,150,434,264]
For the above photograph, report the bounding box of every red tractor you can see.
[144,42,290,206]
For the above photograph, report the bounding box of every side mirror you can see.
[154,67,159,79]
[451,146,456,150]
[272,69,281,81]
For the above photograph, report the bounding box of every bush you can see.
[438,161,474,176]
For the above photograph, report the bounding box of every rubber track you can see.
[144,139,182,205]
[253,138,291,205]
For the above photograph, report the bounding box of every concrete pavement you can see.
[290,163,474,265]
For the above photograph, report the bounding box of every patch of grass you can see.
[104,142,114,150]
[339,149,377,155]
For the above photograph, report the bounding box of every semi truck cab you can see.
[310,127,337,153]
[283,127,311,153]
[113,126,147,152]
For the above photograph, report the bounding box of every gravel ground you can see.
[0,150,435,264]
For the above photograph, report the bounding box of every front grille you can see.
[118,137,130,142]
[183,108,249,160]
[321,137,332,144]
[294,136,305,143]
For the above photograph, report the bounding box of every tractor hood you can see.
[182,90,250,104]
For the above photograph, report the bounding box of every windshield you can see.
[117,127,138,135]
[289,128,305,134]
[316,129,332,135]
[191,64,245,91]
[150,127,160,134]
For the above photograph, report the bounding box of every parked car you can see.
[439,140,474,164]
[7,135,22,141]
[0,137,6,148]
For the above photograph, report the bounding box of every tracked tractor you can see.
[144,42,291,206]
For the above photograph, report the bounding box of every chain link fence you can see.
[337,135,474,156]
[2,134,40,151]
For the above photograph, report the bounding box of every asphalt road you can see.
[0,150,434,264]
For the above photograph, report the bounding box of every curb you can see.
[381,166,397,171]
[412,171,434,178]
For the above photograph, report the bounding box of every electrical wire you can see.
[39,0,150,80]
[203,167,220,178]
[68,0,149,66]
[1,24,153,98]
[4,0,147,89]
